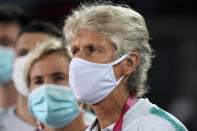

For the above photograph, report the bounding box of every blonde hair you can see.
[24,38,71,87]
[64,2,154,98]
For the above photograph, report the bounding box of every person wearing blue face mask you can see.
[0,4,30,119]
[0,46,14,84]
[24,39,95,131]
[0,45,14,119]
[63,2,188,131]
[0,21,64,131]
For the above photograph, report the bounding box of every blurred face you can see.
[70,28,123,80]
[29,53,70,91]
[0,22,19,87]
[15,32,53,59]
[0,22,20,48]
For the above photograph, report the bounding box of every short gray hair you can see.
[64,2,154,98]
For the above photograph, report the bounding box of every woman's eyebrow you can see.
[32,76,42,81]
[51,72,65,77]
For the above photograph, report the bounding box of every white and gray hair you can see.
[64,2,154,98]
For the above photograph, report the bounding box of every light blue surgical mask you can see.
[0,108,7,120]
[28,84,81,129]
[0,45,14,84]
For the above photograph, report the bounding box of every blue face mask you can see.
[0,108,7,119]
[28,84,81,129]
[0,46,14,84]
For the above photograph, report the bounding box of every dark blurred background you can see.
[0,0,196,130]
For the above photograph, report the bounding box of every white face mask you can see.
[12,55,30,96]
[69,53,130,104]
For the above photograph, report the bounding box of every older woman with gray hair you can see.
[64,2,187,131]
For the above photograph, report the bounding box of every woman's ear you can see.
[123,52,139,76]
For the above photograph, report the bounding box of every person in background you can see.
[0,4,31,118]
[0,21,62,131]
[63,2,188,131]
[24,39,95,131]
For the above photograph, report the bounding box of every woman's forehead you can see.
[72,29,113,49]
[30,53,69,77]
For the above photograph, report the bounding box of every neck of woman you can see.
[91,82,130,129]
[45,113,86,131]
[15,94,37,127]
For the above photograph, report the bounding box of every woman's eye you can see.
[89,46,98,52]
[54,76,64,82]
[72,48,79,55]
[18,50,28,57]
[34,80,43,85]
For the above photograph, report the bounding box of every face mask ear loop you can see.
[116,76,125,85]
[110,52,130,66]
[112,53,130,85]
